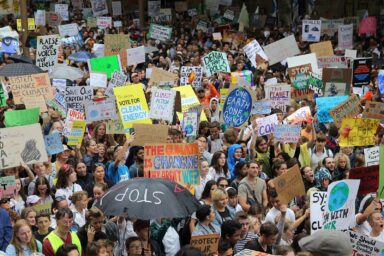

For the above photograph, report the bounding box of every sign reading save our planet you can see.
[223,87,252,127]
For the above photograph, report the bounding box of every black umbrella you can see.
[95,178,201,219]
[9,54,33,64]
[0,63,44,77]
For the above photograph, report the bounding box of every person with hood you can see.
[307,167,332,196]
[227,144,244,179]
[209,98,222,122]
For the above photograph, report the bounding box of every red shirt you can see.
[43,232,74,256]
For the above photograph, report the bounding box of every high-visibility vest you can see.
[44,231,82,255]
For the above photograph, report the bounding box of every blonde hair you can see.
[10,219,38,256]
[211,188,228,202]
[334,152,351,170]
[71,191,88,204]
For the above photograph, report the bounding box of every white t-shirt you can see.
[309,147,333,170]
[194,174,214,200]
[55,184,82,205]
[367,232,384,243]
[264,207,295,224]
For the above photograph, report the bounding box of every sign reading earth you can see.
[328,181,349,211]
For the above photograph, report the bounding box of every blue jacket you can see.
[227,144,244,179]
[0,208,12,251]
[212,205,236,226]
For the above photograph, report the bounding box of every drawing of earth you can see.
[328,182,349,211]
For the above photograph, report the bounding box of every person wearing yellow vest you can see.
[43,208,82,256]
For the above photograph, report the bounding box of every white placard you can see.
[338,24,353,50]
[302,20,322,42]
[35,10,46,26]
[55,4,69,21]
[58,23,78,37]
[364,146,379,166]
[310,191,327,234]
[90,72,107,88]
[287,53,319,74]
[263,35,300,65]
[97,16,112,29]
[243,39,268,68]
[127,46,145,66]
[36,35,60,71]
[256,114,278,136]
[112,1,122,16]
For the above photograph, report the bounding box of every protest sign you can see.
[87,17,97,28]
[0,176,16,198]
[36,35,59,71]
[379,70,384,94]
[44,132,64,155]
[183,112,199,137]
[273,165,305,205]
[380,145,384,198]
[203,51,230,76]
[16,18,35,31]
[151,8,173,23]
[127,46,145,66]
[113,21,122,28]
[47,12,62,27]
[188,8,197,17]
[287,53,319,74]
[64,86,92,112]
[114,85,151,133]
[85,101,117,122]
[322,68,352,96]
[149,68,178,87]
[222,31,245,47]
[212,32,222,40]
[364,146,380,166]
[352,58,372,87]
[55,4,69,21]
[252,100,271,115]
[339,118,379,147]
[362,101,384,122]
[263,35,300,65]
[35,10,46,27]
[329,94,360,127]
[256,114,278,136]
[173,86,207,124]
[174,1,188,12]
[348,231,384,256]
[96,16,112,29]
[0,30,19,54]
[287,64,311,90]
[223,87,252,128]
[111,1,122,16]
[358,16,377,35]
[302,20,322,42]
[309,41,333,57]
[274,125,301,143]
[320,18,344,36]
[180,66,203,88]
[68,120,86,146]
[315,96,348,123]
[234,250,272,256]
[196,20,208,32]
[338,24,353,50]
[317,56,349,69]
[231,71,253,87]
[285,106,312,124]
[63,109,85,136]
[131,124,168,146]
[345,49,357,59]
[0,124,48,169]
[148,23,172,41]
[104,34,131,68]
[310,191,327,233]
[264,83,291,112]
[108,70,127,88]
[148,1,161,17]
[291,88,315,101]
[23,95,48,112]
[349,165,378,196]
[90,72,107,88]
[32,203,52,215]
[149,88,176,122]
[243,39,268,68]
[106,118,125,134]
[9,73,53,104]
[223,9,234,20]
[89,55,121,79]
[323,179,359,230]
[190,234,220,256]
[90,0,108,16]
[144,143,200,185]
[4,108,40,127]
[58,23,78,37]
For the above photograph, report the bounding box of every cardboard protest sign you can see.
[63,109,85,136]
[273,165,305,205]
[212,32,222,40]
[90,0,108,16]
[87,17,97,28]
[302,20,321,42]
[148,23,172,41]
[252,100,271,115]
[287,64,311,90]
[315,96,348,123]
[338,24,353,50]
[263,35,300,65]
[90,72,107,88]
[323,179,360,230]
[190,234,220,256]
[9,73,53,104]
[174,1,188,12]
[243,39,268,68]
[317,56,349,69]
[364,146,380,166]
[231,71,253,87]
[131,124,168,146]
[349,165,378,196]
[0,176,16,198]
[4,107,40,127]
[23,95,48,113]
[339,118,379,147]
[203,51,230,77]
[310,191,327,233]
[114,85,151,133]
[329,94,360,127]
[348,231,384,256]
[291,88,315,101]
[264,83,291,112]
[47,12,62,27]
[67,120,86,146]
[44,132,64,155]
[111,1,122,16]
[89,55,121,79]
[85,101,117,122]
[96,17,112,29]
[36,35,59,71]
[309,41,333,57]
[106,118,125,134]
[0,124,48,168]
[285,106,311,124]
[16,18,35,31]
[223,87,252,128]
[274,125,301,143]
[358,16,377,35]
[256,114,278,136]
[149,68,178,87]
[352,58,372,87]
[144,143,200,185]
[108,71,127,88]
[362,101,384,122]
[322,68,352,96]
[149,88,176,122]
[320,18,344,36]
[55,4,68,21]
[32,203,52,215]
[183,112,198,137]
[287,53,319,75]
[64,86,92,112]
[58,23,78,37]
[127,46,145,66]
[180,66,203,88]
[104,34,131,68]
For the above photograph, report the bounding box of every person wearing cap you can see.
[0,206,12,251]
[298,230,352,255]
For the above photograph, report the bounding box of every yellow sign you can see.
[339,118,379,147]
[114,85,151,133]
[173,85,207,121]
[17,18,35,31]
[67,120,86,146]
[219,88,229,106]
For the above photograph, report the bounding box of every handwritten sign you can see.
[263,35,300,65]
[362,101,384,122]
[131,124,168,146]
[273,165,305,205]
[44,132,64,155]
[291,88,315,101]
[364,147,380,166]
[144,143,200,185]
[96,16,112,29]
[285,106,311,124]
[243,39,268,68]
[288,64,311,90]
[67,120,86,146]
[36,35,59,71]
[339,118,379,147]
[310,191,327,233]
[274,125,301,143]
[183,112,198,137]
[348,231,384,256]
[180,66,203,88]
[4,108,40,127]
[23,95,48,113]
[64,86,92,112]
[231,71,253,87]
[287,53,319,75]
[223,87,252,128]
[85,101,117,122]
[349,165,378,196]
[108,71,127,88]
[106,118,125,134]
[302,20,321,42]
[252,100,271,115]
[338,24,353,50]
[104,34,131,68]
[190,234,220,256]
[58,23,78,37]
[315,96,348,123]
[149,67,178,87]
[32,203,52,215]
[90,0,108,16]
[149,88,176,122]
[148,23,172,41]
[264,83,291,112]
[321,18,344,36]
[63,109,85,136]
[256,114,278,136]
[55,4,69,21]
[202,51,230,77]
[310,41,333,57]
[329,94,360,127]
[322,68,352,96]
[0,124,47,169]
[127,46,145,66]
[90,72,107,88]
[0,176,16,198]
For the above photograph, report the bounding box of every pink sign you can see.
[358,17,377,35]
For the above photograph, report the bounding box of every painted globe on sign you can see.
[328,182,349,211]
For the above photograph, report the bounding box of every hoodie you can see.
[227,144,244,179]
[209,97,221,122]
[314,167,332,191]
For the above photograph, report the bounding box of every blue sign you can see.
[44,132,64,155]
[223,87,252,127]
[316,96,348,123]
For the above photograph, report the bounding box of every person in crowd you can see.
[74,161,93,190]
[233,211,258,254]
[10,178,26,215]
[192,205,221,236]
[227,144,244,178]
[300,166,315,192]
[55,164,83,204]
[0,207,12,251]
[230,160,248,191]
[5,219,42,255]
[126,146,144,178]
[70,191,88,228]
[264,189,295,224]
[207,121,224,154]
[208,151,230,181]
[244,222,279,253]
[212,188,235,226]
[28,163,54,196]
[34,213,54,243]
[85,164,113,200]
[82,140,99,174]
[220,220,242,251]
[87,239,110,256]
[55,244,80,256]
[226,187,242,213]
[20,207,38,232]
[33,176,54,205]
[309,135,333,170]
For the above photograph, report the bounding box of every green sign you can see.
[4,107,40,127]
[89,55,121,79]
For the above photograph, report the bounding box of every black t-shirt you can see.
[217,207,232,223]
[34,227,54,243]
[244,239,272,254]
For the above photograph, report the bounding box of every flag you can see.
[238,3,249,28]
